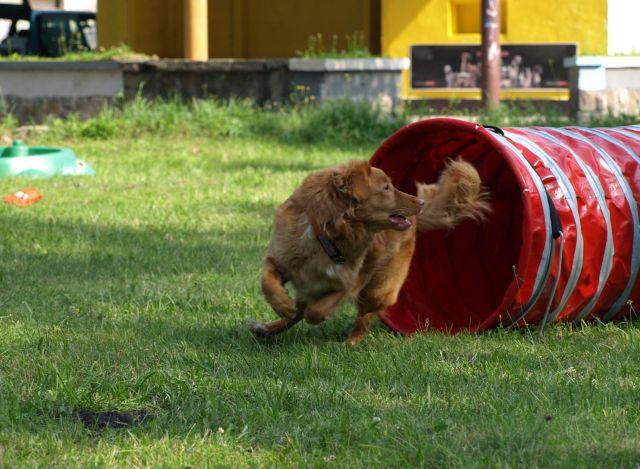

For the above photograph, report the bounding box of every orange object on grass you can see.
[4,188,42,207]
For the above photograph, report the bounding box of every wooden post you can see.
[184,0,209,60]
[481,0,500,110]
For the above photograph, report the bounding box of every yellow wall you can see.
[98,0,607,100]
[98,0,185,57]
[98,0,376,58]
[381,0,607,99]
[223,0,374,58]
[381,0,607,57]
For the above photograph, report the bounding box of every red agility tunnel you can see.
[371,118,640,334]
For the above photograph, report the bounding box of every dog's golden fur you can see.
[250,159,489,344]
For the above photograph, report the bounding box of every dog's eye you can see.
[384,183,390,191]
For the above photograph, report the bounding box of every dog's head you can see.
[331,160,424,231]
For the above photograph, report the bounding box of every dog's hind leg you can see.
[252,257,304,339]
[249,314,303,338]
[261,256,298,319]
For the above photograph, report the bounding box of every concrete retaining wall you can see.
[289,58,408,112]
[0,58,408,122]
[121,59,292,104]
[0,61,121,121]
[565,56,640,120]
[3,57,638,123]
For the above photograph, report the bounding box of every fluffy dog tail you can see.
[416,159,491,232]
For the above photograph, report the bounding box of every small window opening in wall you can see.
[450,0,507,35]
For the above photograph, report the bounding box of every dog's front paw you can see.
[343,337,360,347]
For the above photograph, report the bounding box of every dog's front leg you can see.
[347,284,401,346]
[346,311,379,346]
[304,290,349,325]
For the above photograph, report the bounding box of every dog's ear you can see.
[331,169,353,201]
[332,161,371,204]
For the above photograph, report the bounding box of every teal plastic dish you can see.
[0,140,95,178]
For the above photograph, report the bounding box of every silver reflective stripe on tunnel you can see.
[504,130,583,323]
[591,129,640,164]
[575,127,640,320]
[528,128,614,322]
[610,128,640,143]
[486,131,553,324]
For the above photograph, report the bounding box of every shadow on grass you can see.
[0,204,379,346]
[0,209,268,312]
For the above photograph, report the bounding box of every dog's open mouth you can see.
[389,214,412,230]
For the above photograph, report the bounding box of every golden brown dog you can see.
[250,159,489,344]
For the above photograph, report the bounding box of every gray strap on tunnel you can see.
[529,128,614,322]
[539,232,565,333]
[484,128,556,324]
[523,191,563,324]
[572,127,640,320]
[505,131,583,323]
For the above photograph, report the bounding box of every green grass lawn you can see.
[1,101,640,467]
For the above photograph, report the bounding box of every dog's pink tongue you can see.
[389,215,412,229]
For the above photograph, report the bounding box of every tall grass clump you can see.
[288,99,404,144]
[8,96,639,149]
[42,96,409,148]
[412,100,640,128]
[410,100,572,127]
[296,31,373,59]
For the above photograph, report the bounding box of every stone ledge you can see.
[0,60,121,70]
[288,58,410,72]
[0,58,412,73]
[564,56,640,69]
[126,59,290,72]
